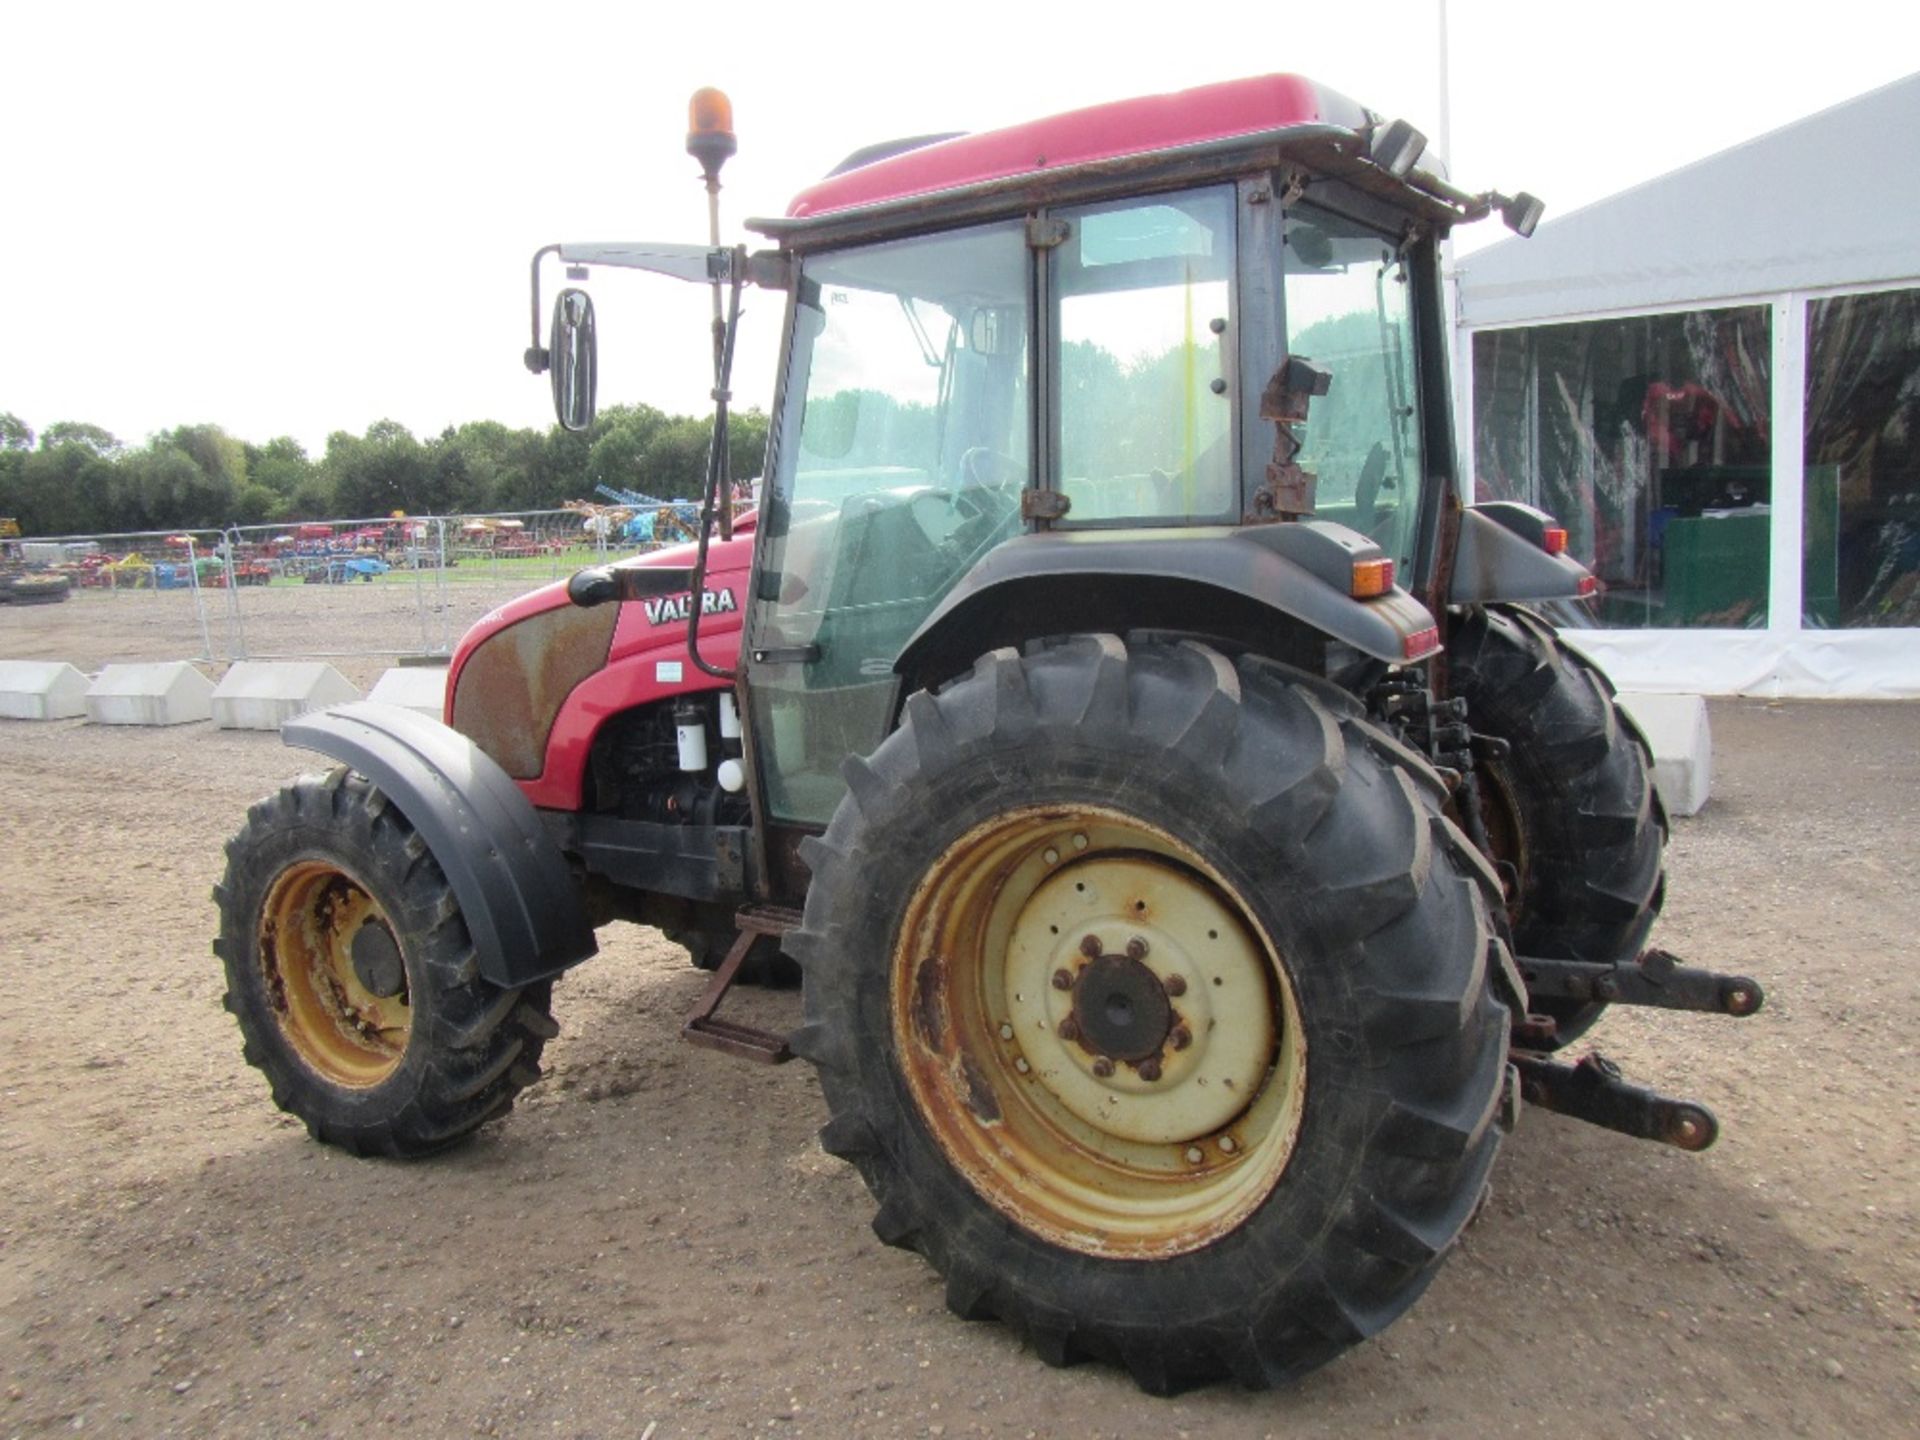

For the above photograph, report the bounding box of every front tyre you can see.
[1447,605,1667,1046]
[212,769,557,1157]
[789,637,1518,1391]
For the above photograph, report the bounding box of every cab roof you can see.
[784,73,1372,221]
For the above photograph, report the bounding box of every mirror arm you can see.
[524,244,561,373]
[685,258,748,681]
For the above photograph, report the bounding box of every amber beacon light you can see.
[687,87,737,180]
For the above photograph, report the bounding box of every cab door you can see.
[742,220,1033,831]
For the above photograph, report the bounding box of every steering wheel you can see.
[960,446,1022,490]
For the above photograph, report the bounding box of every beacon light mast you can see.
[523,87,750,678]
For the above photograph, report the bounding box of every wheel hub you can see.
[1004,854,1275,1145]
[1067,942,1172,1064]
[351,920,406,999]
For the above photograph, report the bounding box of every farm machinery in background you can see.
[0,520,72,604]
[214,75,1764,1392]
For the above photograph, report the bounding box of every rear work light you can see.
[1542,526,1569,555]
[1350,558,1395,598]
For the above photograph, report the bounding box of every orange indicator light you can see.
[1543,526,1569,555]
[1350,558,1395,598]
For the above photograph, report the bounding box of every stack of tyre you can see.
[0,572,72,605]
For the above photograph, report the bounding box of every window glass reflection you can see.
[1472,307,1772,627]
[1804,287,1920,627]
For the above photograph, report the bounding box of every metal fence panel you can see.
[430,508,613,647]
[218,515,454,660]
[0,528,224,669]
[0,505,688,672]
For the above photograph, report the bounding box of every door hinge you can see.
[1025,216,1071,249]
[1021,489,1072,522]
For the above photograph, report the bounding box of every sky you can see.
[3,1,1915,458]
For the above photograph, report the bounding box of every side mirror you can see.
[549,288,597,432]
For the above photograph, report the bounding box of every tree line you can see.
[0,406,769,538]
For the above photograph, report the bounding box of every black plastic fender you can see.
[894,525,1439,685]
[282,701,597,988]
[1449,505,1595,604]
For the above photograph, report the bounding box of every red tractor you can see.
[214,75,1761,1391]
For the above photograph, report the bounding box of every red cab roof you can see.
[786,73,1369,220]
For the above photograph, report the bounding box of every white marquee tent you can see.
[1452,73,1920,697]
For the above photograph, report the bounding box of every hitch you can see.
[1516,948,1764,1018]
[1512,1053,1718,1151]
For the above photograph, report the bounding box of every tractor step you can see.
[1512,1052,1718,1151]
[1514,947,1764,1017]
[681,905,803,1065]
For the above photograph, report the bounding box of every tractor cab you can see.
[529,75,1557,848]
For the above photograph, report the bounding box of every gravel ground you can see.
[0,587,1916,1437]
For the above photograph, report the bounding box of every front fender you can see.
[283,701,597,989]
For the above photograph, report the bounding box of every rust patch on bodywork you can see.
[450,603,618,778]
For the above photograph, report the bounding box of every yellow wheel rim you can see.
[891,805,1307,1258]
[258,860,411,1087]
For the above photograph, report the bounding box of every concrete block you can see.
[85,662,215,726]
[0,661,91,720]
[1617,691,1711,817]
[366,665,448,721]
[212,661,360,731]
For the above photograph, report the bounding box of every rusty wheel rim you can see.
[258,860,411,1087]
[891,805,1306,1259]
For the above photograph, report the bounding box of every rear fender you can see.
[893,526,1440,689]
[1449,504,1595,604]
[283,702,597,989]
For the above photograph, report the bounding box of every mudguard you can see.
[895,525,1440,682]
[282,701,597,988]
[1449,505,1595,604]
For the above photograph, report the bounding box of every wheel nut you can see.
[1137,1057,1163,1082]
[1219,1135,1238,1154]
[1051,968,1075,992]
[1015,1057,1031,1074]
[1072,833,1088,850]
[1125,936,1149,960]
[1043,847,1059,865]
[1185,1146,1205,1165]
[1170,1025,1192,1051]
[1057,1016,1080,1043]
[1078,934,1103,959]
[1163,973,1187,997]
[999,1022,1015,1040]
[1092,1057,1114,1079]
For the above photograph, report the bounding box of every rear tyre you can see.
[212,769,557,1157]
[789,636,1518,1392]
[1447,604,1667,1047]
